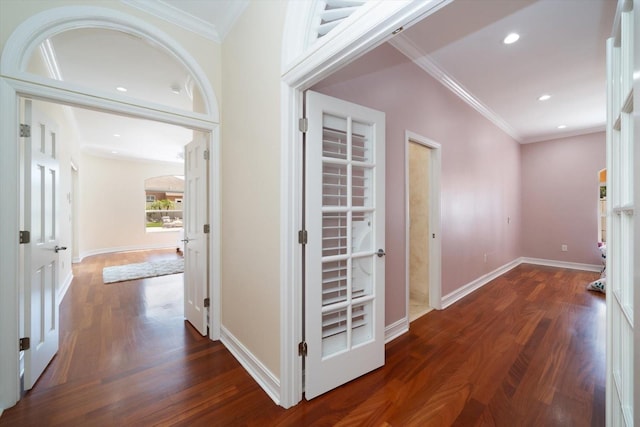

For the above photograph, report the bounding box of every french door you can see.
[304,91,386,399]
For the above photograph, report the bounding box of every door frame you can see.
[279,0,452,408]
[404,131,442,314]
[0,6,221,411]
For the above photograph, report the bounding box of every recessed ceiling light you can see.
[113,133,121,137]
[116,86,127,92]
[170,84,181,94]
[557,125,567,129]
[111,150,118,154]
[503,33,520,45]
[538,94,551,101]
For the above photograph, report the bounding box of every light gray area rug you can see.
[103,259,184,284]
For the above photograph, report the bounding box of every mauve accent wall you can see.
[314,43,522,325]
[521,132,605,265]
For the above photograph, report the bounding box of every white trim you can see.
[220,326,280,405]
[0,79,21,410]
[520,125,607,144]
[441,258,522,309]
[520,257,602,273]
[441,256,602,309]
[209,126,222,341]
[0,6,221,412]
[384,317,409,343]
[278,83,303,408]
[389,35,521,142]
[121,0,221,43]
[57,272,73,303]
[404,131,442,316]
[280,0,452,408]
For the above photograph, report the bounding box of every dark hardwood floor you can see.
[0,251,605,426]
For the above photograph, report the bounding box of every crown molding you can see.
[520,124,606,144]
[121,0,221,43]
[388,34,523,143]
[215,1,249,40]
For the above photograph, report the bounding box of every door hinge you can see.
[19,337,30,351]
[298,118,308,133]
[203,224,210,234]
[298,230,308,245]
[298,341,307,357]
[19,230,30,244]
[20,124,31,138]
[203,149,210,160]
[204,298,210,308]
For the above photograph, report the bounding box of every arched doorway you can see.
[0,5,221,410]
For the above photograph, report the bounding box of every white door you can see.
[183,135,209,336]
[23,100,61,390]
[304,90,386,399]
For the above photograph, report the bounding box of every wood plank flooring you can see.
[0,251,605,426]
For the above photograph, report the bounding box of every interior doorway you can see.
[405,132,442,320]
[408,140,432,321]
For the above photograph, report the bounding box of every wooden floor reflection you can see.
[1,254,605,426]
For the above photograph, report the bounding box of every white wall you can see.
[221,0,287,378]
[78,153,184,258]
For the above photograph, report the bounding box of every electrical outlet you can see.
[561,244,568,252]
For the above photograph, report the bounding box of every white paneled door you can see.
[24,100,61,390]
[183,135,209,336]
[304,91,386,399]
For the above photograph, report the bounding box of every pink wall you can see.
[521,132,605,265]
[314,43,522,325]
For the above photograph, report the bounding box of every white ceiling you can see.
[36,0,616,164]
[392,0,616,143]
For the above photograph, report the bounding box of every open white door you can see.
[304,91,386,399]
[183,134,209,336]
[23,100,62,390]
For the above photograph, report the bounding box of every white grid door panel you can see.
[305,91,385,399]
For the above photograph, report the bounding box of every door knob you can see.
[376,249,386,257]
[54,245,67,253]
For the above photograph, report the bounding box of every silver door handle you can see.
[377,249,386,257]
[54,245,67,253]
[181,238,190,243]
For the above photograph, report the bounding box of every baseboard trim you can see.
[385,317,409,343]
[220,326,280,406]
[58,272,73,303]
[78,243,179,262]
[519,257,601,272]
[441,258,522,309]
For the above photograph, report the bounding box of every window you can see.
[144,175,184,232]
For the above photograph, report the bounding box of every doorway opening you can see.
[408,141,433,321]
[18,96,212,392]
[405,132,442,320]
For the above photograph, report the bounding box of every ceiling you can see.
[391,0,616,143]
[35,0,616,164]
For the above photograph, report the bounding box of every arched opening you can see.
[0,6,221,410]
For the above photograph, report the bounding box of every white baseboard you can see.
[220,326,280,406]
[519,257,601,272]
[441,258,522,309]
[78,243,179,262]
[385,317,409,343]
[58,272,73,303]
[441,256,602,309]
